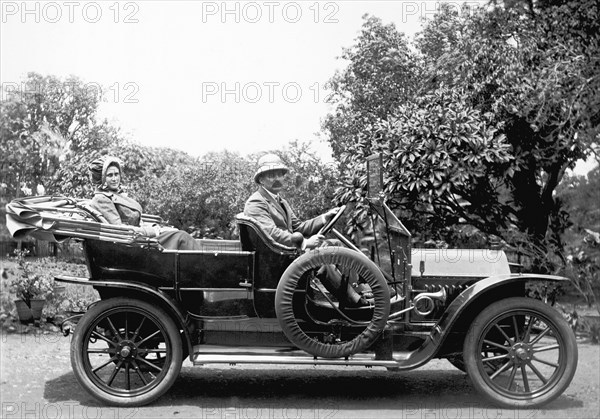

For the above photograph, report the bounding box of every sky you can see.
[1,0,596,174]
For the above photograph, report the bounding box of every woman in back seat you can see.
[88,156,201,250]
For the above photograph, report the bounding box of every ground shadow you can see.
[44,366,583,412]
[44,371,101,405]
[167,367,583,411]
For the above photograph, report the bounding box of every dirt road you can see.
[1,331,598,419]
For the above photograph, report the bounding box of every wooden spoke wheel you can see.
[464,297,577,408]
[71,298,182,406]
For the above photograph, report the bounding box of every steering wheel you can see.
[318,205,347,235]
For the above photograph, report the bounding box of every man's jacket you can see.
[244,186,326,247]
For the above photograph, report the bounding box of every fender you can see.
[435,273,568,340]
[395,273,568,368]
[55,275,194,359]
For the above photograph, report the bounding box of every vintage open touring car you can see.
[6,154,577,408]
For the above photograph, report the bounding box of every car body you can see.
[5,156,578,408]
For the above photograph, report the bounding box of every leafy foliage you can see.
[279,140,340,221]
[0,73,114,200]
[323,16,419,162]
[132,143,339,239]
[1,73,339,241]
[557,167,600,313]
[558,167,600,234]
[9,250,56,306]
[133,151,255,238]
[1,255,97,323]
[323,3,600,265]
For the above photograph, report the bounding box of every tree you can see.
[323,3,600,268]
[323,15,419,162]
[48,123,125,198]
[132,141,339,239]
[415,1,599,244]
[132,151,255,238]
[0,72,115,200]
[0,72,195,201]
[278,140,340,221]
[558,166,600,313]
[1,72,339,246]
[558,166,600,234]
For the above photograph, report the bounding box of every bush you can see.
[0,253,98,324]
[563,229,600,315]
[580,316,600,344]
[8,250,55,306]
[46,282,99,318]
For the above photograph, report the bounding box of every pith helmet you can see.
[254,153,289,183]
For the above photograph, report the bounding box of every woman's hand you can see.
[134,225,157,238]
[157,226,178,235]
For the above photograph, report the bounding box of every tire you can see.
[275,247,390,358]
[71,297,183,406]
[464,297,577,408]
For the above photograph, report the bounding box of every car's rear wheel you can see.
[276,247,390,358]
[464,297,577,408]
[71,297,182,406]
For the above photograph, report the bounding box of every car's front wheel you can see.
[464,297,577,408]
[71,297,182,406]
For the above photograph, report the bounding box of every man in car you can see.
[244,153,369,306]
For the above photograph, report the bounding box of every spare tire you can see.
[275,247,390,358]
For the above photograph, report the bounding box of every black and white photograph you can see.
[1,1,598,418]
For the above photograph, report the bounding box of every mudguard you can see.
[435,273,569,340]
[397,273,569,368]
[54,275,193,359]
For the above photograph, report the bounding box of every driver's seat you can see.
[235,214,299,316]
[236,213,297,254]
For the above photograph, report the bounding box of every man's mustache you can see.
[271,181,283,188]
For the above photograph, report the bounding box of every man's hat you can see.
[254,153,288,183]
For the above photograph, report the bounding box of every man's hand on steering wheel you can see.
[304,234,325,250]
[318,204,347,235]
[323,207,341,222]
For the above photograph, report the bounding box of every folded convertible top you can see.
[5,195,160,245]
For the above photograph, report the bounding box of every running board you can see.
[191,346,411,368]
